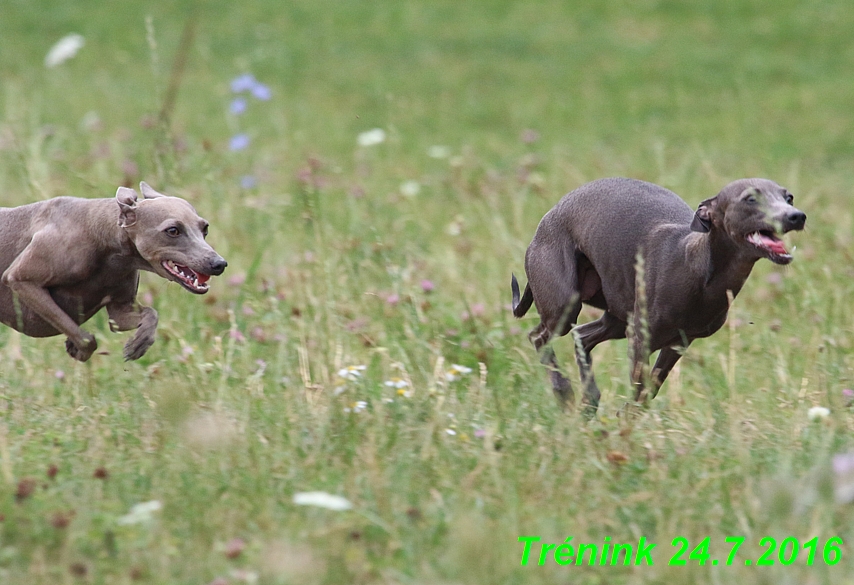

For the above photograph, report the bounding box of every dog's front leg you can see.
[648,345,687,399]
[3,280,97,361]
[107,300,159,360]
[632,344,686,402]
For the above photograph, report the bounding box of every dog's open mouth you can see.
[747,230,792,265]
[162,260,211,293]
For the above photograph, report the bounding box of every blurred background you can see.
[2,1,854,584]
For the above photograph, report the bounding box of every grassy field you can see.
[2,0,854,583]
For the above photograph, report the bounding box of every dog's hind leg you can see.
[529,321,576,406]
[523,236,585,408]
[572,312,627,413]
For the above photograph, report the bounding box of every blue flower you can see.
[231,73,256,93]
[229,134,250,151]
[251,82,272,101]
[240,175,257,189]
[230,98,247,115]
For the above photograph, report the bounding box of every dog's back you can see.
[526,178,696,319]
[0,198,111,274]
[546,177,693,252]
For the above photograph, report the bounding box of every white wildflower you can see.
[357,128,386,147]
[385,378,412,398]
[337,365,366,381]
[230,569,260,584]
[445,364,473,382]
[344,400,368,413]
[80,111,102,132]
[117,500,162,526]
[427,145,451,159]
[807,406,830,421]
[45,34,85,68]
[445,428,457,436]
[446,215,464,236]
[293,491,353,511]
[400,180,421,197]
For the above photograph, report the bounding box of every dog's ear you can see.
[690,197,716,233]
[140,181,166,199]
[116,186,138,228]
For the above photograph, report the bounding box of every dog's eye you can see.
[745,195,757,204]
[785,194,794,204]
[202,225,209,238]
[165,226,180,237]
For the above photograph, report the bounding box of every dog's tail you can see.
[511,273,534,318]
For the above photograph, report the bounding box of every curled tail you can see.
[511,273,534,318]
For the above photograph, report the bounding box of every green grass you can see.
[2,0,854,583]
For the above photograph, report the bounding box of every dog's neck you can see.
[687,229,756,299]
[88,199,149,270]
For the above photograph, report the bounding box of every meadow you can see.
[1,0,854,583]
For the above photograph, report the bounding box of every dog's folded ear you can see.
[690,197,716,233]
[140,182,166,199]
[116,186,138,228]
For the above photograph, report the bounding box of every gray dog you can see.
[0,182,227,362]
[512,177,806,411]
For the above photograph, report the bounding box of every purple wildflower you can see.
[420,279,435,293]
[833,452,854,504]
[240,175,257,189]
[231,73,257,93]
[251,82,272,101]
[229,134,250,151]
[833,452,854,475]
[521,129,540,144]
[230,98,247,115]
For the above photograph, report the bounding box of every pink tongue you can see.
[197,273,210,285]
[759,234,788,255]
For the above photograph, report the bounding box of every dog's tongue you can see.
[757,233,788,255]
[197,273,210,285]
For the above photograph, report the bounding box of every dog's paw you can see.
[123,329,155,361]
[65,333,97,362]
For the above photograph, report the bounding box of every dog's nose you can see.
[209,257,228,275]
[785,210,806,230]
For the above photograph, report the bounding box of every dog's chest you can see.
[674,293,730,340]
[48,264,138,324]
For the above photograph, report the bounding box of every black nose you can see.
[786,210,806,231]
[209,257,228,275]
